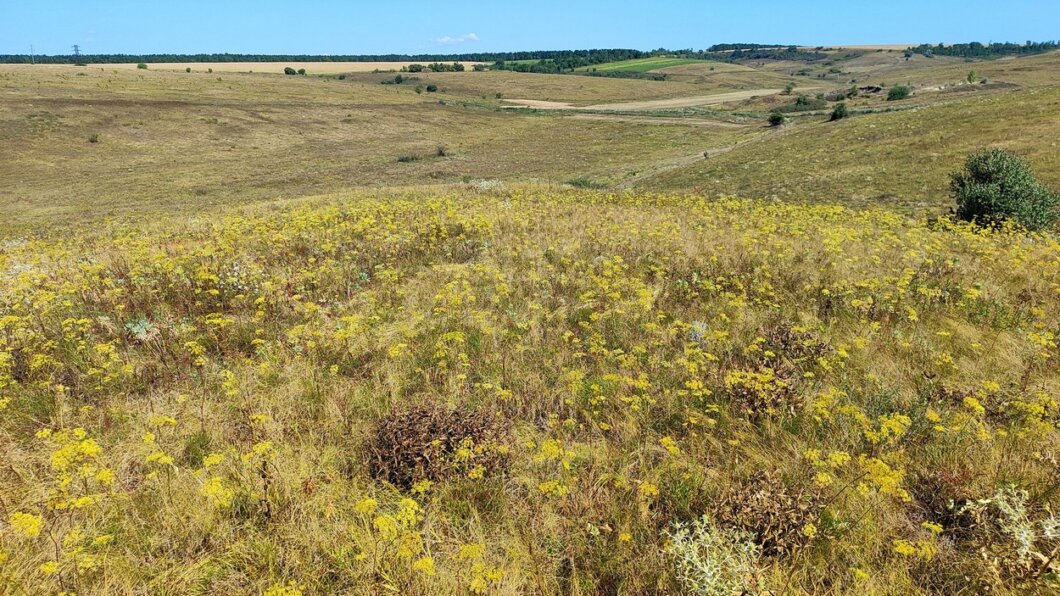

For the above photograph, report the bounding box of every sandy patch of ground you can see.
[503,88,783,112]
[568,114,743,127]
[501,98,575,109]
[583,89,782,111]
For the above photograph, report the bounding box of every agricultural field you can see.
[1,41,1059,595]
[576,57,705,73]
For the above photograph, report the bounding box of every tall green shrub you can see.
[951,149,1059,230]
[829,102,849,121]
[887,85,911,101]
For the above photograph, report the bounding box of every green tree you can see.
[830,102,849,121]
[887,85,911,101]
[768,111,787,127]
[951,149,1059,230]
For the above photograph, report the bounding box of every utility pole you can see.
[30,45,34,64]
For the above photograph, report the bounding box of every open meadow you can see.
[0,65,747,227]
[98,62,483,74]
[1,42,1059,595]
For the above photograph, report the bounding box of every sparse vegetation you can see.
[776,94,827,113]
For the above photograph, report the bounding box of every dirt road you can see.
[502,88,782,111]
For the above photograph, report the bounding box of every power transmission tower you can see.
[72,45,81,60]
[30,45,34,64]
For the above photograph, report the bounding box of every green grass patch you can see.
[578,58,707,74]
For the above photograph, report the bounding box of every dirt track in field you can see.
[502,88,782,111]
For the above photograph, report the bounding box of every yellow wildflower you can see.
[10,512,44,538]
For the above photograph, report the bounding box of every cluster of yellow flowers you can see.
[0,188,1056,591]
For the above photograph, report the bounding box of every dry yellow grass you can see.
[643,86,1060,209]
[363,69,707,105]
[0,65,753,227]
[2,45,1060,596]
[96,61,484,74]
[0,187,1056,593]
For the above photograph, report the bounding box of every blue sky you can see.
[3,1,1058,55]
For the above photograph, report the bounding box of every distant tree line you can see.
[584,70,667,81]
[706,43,793,52]
[404,62,465,73]
[725,47,828,62]
[908,41,1059,59]
[492,49,651,73]
[1,45,845,68]
[0,50,651,65]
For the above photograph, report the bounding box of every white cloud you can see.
[435,33,480,45]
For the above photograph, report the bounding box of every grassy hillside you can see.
[5,51,1057,230]
[0,187,1056,593]
[354,69,703,104]
[650,61,801,89]
[0,66,747,227]
[643,86,1060,210]
[576,57,705,73]
[793,50,1060,90]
